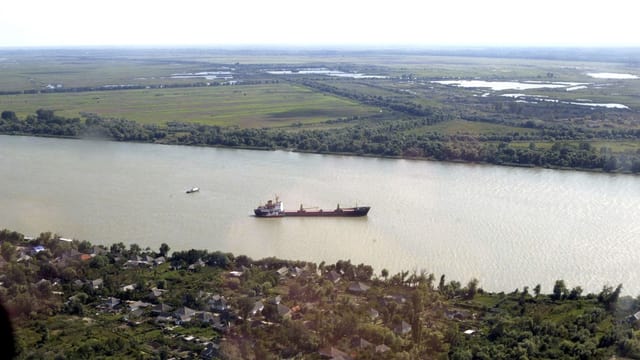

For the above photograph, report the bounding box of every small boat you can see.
[186,187,199,194]
[254,196,370,217]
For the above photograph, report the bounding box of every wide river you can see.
[2,135,639,294]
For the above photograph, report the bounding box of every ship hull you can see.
[254,206,370,218]
[283,207,370,217]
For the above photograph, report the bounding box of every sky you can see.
[2,0,639,48]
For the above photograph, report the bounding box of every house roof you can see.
[351,336,373,349]
[277,304,291,317]
[327,270,341,283]
[104,297,121,308]
[251,301,264,315]
[318,346,352,360]
[369,308,379,320]
[174,306,197,317]
[195,311,215,322]
[348,281,370,293]
[152,303,174,313]
[394,320,412,335]
[375,344,391,353]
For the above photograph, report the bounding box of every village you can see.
[1,229,637,359]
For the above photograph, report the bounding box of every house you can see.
[121,284,136,292]
[290,266,306,277]
[444,310,468,321]
[348,282,370,293]
[151,303,174,316]
[327,270,341,284]
[350,336,373,349]
[153,256,166,266]
[251,301,264,317]
[90,278,103,289]
[276,304,291,319]
[32,245,46,254]
[194,311,215,323]
[174,306,198,323]
[276,266,289,277]
[128,300,152,312]
[318,346,352,360]
[375,344,391,353]
[188,258,206,271]
[383,294,407,304]
[394,321,412,335]
[211,314,230,333]
[101,297,121,310]
[201,342,220,360]
[148,287,167,300]
[209,294,227,312]
[79,253,92,262]
[369,308,379,321]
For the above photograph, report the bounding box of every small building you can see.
[369,308,379,321]
[276,304,291,320]
[348,282,370,293]
[209,294,228,312]
[90,278,104,289]
[32,245,46,254]
[276,266,289,277]
[394,321,412,336]
[327,270,341,284]
[351,336,373,349]
[101,297,121,310]
[174,306,198,323]
[151,303,174,316]
[318,346,352,360]
[251,301,264,317]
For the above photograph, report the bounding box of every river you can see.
[1,134,639,294]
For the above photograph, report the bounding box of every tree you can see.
[603,156,618,172]
[129,243,141,257]
[465,278,479,300]
[1,110,17,121]
[533,284,541,298]
[552,280,567,300]
[438,275,446,293]
[1,241,16,262]
[159,243,170,257]
[381,268,389,281]
[598,284,623,311]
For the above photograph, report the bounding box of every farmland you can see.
[1,47,640,172]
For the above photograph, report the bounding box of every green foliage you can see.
[1,228,637,359]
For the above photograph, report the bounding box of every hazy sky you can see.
[2,0,639,47]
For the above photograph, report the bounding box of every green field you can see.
[0,83,380,127]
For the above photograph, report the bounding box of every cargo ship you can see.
[254,197,370,217]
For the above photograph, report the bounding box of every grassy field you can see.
[0,83,380,127]
[1,48,639,143]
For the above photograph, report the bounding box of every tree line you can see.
[3,109,640,173]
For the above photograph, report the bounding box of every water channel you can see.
[1,134,639,293]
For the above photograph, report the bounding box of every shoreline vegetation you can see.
[2,229,640,359]
[2,109,640,175]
